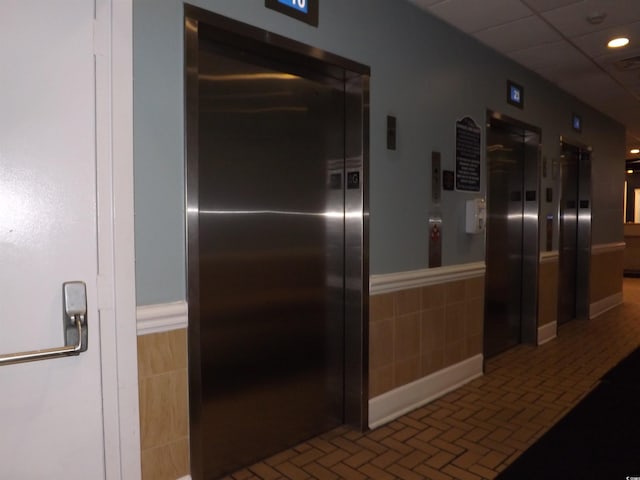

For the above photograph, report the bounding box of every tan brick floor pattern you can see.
[224,279,640,480]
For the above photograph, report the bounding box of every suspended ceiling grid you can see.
[409,0,640,158]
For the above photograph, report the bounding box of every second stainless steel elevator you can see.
[485,112,540,358]
[558,139,591,323]
[185,7,369,480]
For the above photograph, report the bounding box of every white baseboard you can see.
[136,301,188,335]
[537,321,557,345]
[590,292,623,319]
[368,354,483,429]
[177,476,191,480]
[370,262,485,295]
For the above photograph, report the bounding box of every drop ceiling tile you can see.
[605,66,640,88]
[558,72,621,97]
[593,44,640,65]
[507,40,593,74]
[427,0,531,33]
[406,0,638,155]
[629,129,640,145]
[542,0,640,38]
[611,107,640,127]
[475,15,563,53]
[522,0,581,13]
[586,93,639,116]
[572,21,640,58]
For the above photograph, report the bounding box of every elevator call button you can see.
[430,224,440,241]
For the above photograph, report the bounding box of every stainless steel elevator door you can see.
[559,146,579,324]
[485,115,540,358]
[558,141,591,324]
[486,125,524,357]
[196,43,346,478]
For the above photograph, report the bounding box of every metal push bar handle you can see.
[0,317,84,366]
[0,282,88,366]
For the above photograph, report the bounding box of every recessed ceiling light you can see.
[631,148,640,154]
[627,169,634,174]
[608,37,630,48]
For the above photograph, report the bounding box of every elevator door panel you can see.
[558,147,579,324]
[485,115,539,358]
[558,142,591,323]
[197,44,345,478]
[486,125,524,357]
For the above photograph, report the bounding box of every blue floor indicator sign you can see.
[278,0,308,13]
[266,0,318,26]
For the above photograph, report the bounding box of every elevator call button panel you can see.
[429,216,442,268]
[432,151,441,204]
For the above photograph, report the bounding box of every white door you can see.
[0,1,108,478]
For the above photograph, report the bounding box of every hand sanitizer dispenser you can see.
[465,198,486,234]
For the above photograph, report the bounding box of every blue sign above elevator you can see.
[266,0,319,26]
[279,0,308,13]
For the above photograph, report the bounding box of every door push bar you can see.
[0,282,88,366]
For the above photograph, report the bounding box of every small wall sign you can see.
[443,170,455,191]
[265,0,319,26]
[387,115,397,150]
[572,113,582,132]
[507,80,524,109]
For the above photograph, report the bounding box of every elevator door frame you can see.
[184,5,370,479]
[558,137,592,323]
[485,111,540,357]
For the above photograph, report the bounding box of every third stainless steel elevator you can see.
[485,112,540,358]
[185,7,369,480]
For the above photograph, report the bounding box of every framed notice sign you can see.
[265,0,319,26]
[455,117,481,192]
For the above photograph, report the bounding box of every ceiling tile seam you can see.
[468,14,533,35]
[519,0,640,104]
[530,0,582,15]
[476,26,562,55]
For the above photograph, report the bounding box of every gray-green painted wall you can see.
[134,0,625,305]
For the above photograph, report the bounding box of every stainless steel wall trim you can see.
[521,126,541,345]
[576,147,592,321]
[184,13,202,478]
[184,4,370,77]
[487,110,542,136]
[344,73,369,428]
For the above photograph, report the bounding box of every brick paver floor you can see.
[224,279,640,480]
